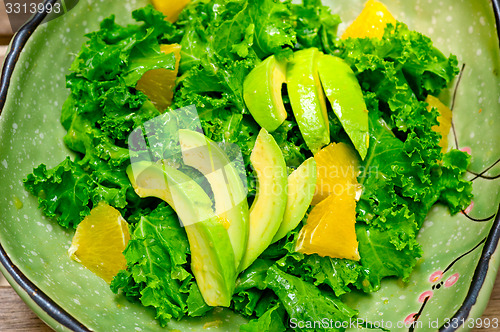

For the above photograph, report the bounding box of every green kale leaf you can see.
[292,0,341,53]
[24,158,93,229]
[240,303,287,332]
[265,265,358,332]
[111,204,211,326]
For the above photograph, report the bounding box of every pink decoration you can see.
[418,291,434,303]
[429,271,443,283]
[404,313,417,325]
[460,147,472,155]
[462,201,474,215]
[445,273,460,287]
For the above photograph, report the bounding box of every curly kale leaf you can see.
[292,0,341,53]
[24,158,93,229]
[111,204,211,326]
[265,266,358,332]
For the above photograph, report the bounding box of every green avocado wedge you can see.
[1,0,499,330]
[287,48,330,154]
[239,129,288,271]
[178,129,249,270]
[126,161,236,307]
[243,55,288,132]
[272,157,317,243]
[318,54,369,159]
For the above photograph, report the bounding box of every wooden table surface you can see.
[0,2,499,331]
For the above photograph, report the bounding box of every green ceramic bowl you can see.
[0,0,499,331]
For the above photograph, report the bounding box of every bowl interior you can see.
[0,0,499,331]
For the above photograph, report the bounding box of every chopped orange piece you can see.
[152,0,191,23]
[311,142,360,206]
[296,190,360,261]
[426,95,452,153]
[135,44,181,112]
[68,202,130,284]
[342,0,397,40]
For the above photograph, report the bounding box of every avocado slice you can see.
[243,55,288,132]
[272,157,317,243]
[317,54,369,159]
[239,129,288,271]
[287,48,330,154]
[127,161,236,307]
[178,129,249,269]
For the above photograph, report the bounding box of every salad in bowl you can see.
[1,0,499,331]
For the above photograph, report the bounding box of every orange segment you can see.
[152,0,191,23]
[426,95,452,153]
[342,0,397,40]
[312,142,360,205]
[296,190,360,261]
[136,44,181,112]
[68,202,130,284]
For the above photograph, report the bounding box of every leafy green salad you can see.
[24,0,473,330]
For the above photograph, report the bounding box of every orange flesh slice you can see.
[152,0,191,23]
[312,142,360,206]
[426,95,452,153]
[135,44,181,112]
[68,202,130,284]
[342,0,397,40]
[296,189,360,261]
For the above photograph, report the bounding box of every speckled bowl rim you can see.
[0,1,499,331]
